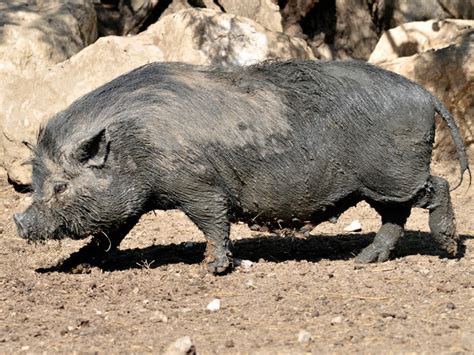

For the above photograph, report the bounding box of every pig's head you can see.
[14,126,141,242]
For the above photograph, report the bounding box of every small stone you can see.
[184,242,195,248]
[225,339,235,348]
[297,330,312,343]
[331,315,343,324]
[239,259,253,271]
[446,302,456,310]
[245,279,256,289]
[150,311,168,322]
[163,336,195,355]
[206,298,220,311]
[344,220,362,232]
[418,267,430,275]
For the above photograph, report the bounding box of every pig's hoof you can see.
[355,244,391,264]
[205,255,233,275]
[438,237,458,257]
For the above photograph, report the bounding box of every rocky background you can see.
[0,0,473,186]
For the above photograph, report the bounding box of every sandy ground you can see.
[0,161,472,353]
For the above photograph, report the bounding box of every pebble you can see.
[331,315,343,325]
[150,311,168,322]
[235,259,253,271]
[245,279,256,289]
[206,298,221,311]
[163,336,195,355]
[297,330,312,343]
[344,220,362,232]
[446,302,456,310]
[225,339,235,348]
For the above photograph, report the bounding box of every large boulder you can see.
[160,0,282,32]
[0,0,97,72]
[0,36,164,186]
[1,8,313,185]
[280,0,317,37]
[94,0,160,36]
[369,20,474,64]
[300,0,379,60]
[373,0,474,31]
[145,8,313,66]
[218,0,283,32]
[370,22,474,160]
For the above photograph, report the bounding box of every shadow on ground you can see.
[36,231,471,274]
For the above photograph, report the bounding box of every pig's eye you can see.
[53,182,68,195]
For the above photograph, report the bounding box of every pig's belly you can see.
[228,169,357,223]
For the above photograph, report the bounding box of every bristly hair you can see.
[22,140,38,155]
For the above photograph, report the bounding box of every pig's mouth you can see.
[14,212,95,242]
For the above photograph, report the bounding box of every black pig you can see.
[14,60,470,274]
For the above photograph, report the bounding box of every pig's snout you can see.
[13,212,34,239]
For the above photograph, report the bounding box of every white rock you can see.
[206,298,221,311]
[150,311,168,323]
[235,258,253,271]
[344,220,362,232]
[245,279,256,289]
[297,330,312,343]
[163,336,195,355]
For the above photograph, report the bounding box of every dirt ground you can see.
[0,161,472,353]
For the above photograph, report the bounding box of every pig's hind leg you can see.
[355,203,411,263]
[414,175,458,256]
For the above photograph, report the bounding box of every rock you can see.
[373,0,474,31]
[301,0,379,60]
[297,330,312,343]
[94,0,160,36]
[163,336,196,355]
[235,259,253,271]
[446,302,456,310]
[147,8,314,66]
[280,0,317,37]
[150,310,168,322]
[372,26,474,160]
[344,220,362,233]
[224,339,235,348]
[331,315,343,325]
[206,298,221,311]
[0,0,97,73]
[218,0,283,32]
[369,20,474,64]
[0,36,164,185]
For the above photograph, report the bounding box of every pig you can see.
[14,60,470,274]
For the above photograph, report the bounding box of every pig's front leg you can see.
[53,218,139,272]
[180,193,234,274]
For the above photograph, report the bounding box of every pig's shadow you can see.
[37,231,470,273]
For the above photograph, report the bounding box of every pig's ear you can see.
[74,129,110,168]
